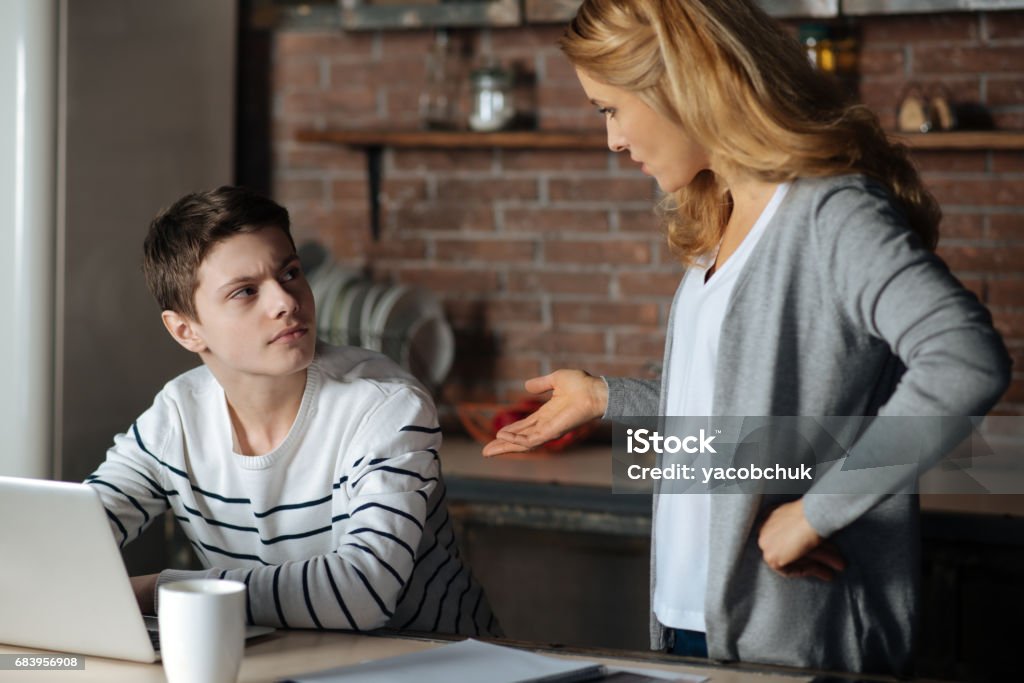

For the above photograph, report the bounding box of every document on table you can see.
[278,639,707,683]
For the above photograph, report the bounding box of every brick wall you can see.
[269,11,1024,415]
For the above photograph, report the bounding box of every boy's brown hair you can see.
[143,186,294,320]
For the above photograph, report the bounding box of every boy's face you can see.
[163,227,316,383]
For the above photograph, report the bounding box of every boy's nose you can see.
[268,280,300,318]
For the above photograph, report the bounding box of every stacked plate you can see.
[303,253,453,391]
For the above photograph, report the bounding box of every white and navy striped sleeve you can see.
[158,385,441,630]
[85,397,174,548]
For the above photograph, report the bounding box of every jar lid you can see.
[471,65,511,89]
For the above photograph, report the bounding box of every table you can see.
[0,630,921,683]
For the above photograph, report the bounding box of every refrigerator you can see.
[0,0,237,573]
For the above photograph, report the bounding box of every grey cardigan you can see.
[603,175,1011,675]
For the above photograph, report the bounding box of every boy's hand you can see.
[130,573,160,615]
[482,370,607,457]
[758,499,846,581]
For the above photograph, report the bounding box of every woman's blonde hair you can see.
[560,0,940,264]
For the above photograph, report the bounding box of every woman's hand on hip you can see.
[482,370,607,457]
[758,499,845,581]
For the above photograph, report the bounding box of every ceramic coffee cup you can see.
[158,579,246,683]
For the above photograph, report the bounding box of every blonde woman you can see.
[483,0,1011,675]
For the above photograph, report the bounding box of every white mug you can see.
[158,579,246,683]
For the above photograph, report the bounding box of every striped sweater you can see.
[86,343,497,636]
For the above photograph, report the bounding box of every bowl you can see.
[454,400,599,452]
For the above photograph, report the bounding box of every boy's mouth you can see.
[270,325,308,344]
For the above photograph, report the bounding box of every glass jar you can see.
[468,63,514,132]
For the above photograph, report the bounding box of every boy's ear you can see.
[160,310,207,353]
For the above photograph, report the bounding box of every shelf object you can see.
[844,0,1024,15]
[340,0,520,30]
[297,127,1024,239]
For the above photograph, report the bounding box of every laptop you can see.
[0,476,274,663]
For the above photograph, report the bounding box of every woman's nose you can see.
[606,122,627,153]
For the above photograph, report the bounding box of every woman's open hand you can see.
[482,370,608,457]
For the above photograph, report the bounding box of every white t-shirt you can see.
[654,183,790,632]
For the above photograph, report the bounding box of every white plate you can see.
[359,283,389,351]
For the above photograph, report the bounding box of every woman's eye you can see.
[597,107,615,118]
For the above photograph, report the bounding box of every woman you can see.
[483,0,1011,675]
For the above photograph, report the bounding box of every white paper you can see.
[283,638,598,683]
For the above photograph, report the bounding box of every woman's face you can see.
[576,68,710,193]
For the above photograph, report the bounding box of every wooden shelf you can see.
[295,129,608,150]
[892,131,1024,151]
[298,128,1024,151]
[297,127,1024,241]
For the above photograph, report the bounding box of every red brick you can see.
[992,308,1024,338]
[986,77,1024,107]
[549,178,657,203]
[390,266,501,293]
[380,86,428,125]
[618,272,683,298]
[861,14,979,44]
[503,207,610,233]
[274,31,375,60]
[993,111,1024,130]
[984,11,1024,40]
[1000,377,1024,403]
[390,149,495,173]
[545,240,652,266]
[331,179,369,201]
[274,177,325,203]
[437,178,538,202]
[539,83,593,110]
[331,57,426,88]
[435,239,536,263]
[272,59,322,92]
[926,178,1024,207]
[281,88,378,119]
[544,53,579,82]
[859,78,981,115]
[988,279,1024,306]
[444,299,545,329]
[859,47,906,77]
[379,178,428,205]
[280,144,366,172]
[365,238,427,261]
[913,45,1024,74]
[938,213,986,240]
[913,150,988,174]
[552,302,659,326]
[501,149,609,172]
[991,152,1024,173]
[538,111,606,131]
[990,214,1024,240]
[378,31,438,57]
[390,203,494,232]
[506,270,612,295]
[501,329,606,355]
[561,358,660,379]
[618,209,661,233]
[490,25,566,52]
[938,245,1024,272]
[614,331,667,358]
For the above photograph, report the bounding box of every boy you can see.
[85,186,497,635]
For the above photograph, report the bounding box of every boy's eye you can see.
[230,286,257,299]
[281,267,301,282]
